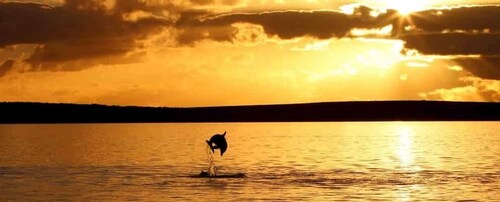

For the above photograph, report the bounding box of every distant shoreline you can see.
[1,101,499,123]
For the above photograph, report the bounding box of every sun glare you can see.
[396,126,418,171]
[383,0,430,14]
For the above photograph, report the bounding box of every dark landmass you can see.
[0,101,499,123]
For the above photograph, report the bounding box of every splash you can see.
[206,144,217,176]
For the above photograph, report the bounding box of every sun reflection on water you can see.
[395,126,423,202]
[396,184,424,202]
[396,126,420,171]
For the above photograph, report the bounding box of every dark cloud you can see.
[400,33,500,55]
[177,6,399,44]
[0,59,15,78]
[0,2,171,73]
[409,6,500,32]
[398,6,500,58]
[394,5,500,87]
[452,56,500,80]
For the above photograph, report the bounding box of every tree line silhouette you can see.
[1,101,499,123]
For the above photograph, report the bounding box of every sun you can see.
[383,0,431,15]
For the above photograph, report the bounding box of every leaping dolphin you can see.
[206,131,228,156]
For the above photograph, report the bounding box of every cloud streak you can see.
[177,6,399,43]
[400,33,500,55]
[409,6,500,32]
[451,56,500,80]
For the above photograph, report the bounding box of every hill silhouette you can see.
[0,101,499,123]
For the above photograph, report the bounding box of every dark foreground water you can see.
[0,122,498,201]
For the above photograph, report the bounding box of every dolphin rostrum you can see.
[206,131,228,156]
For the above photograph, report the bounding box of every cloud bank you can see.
[0,1,172,72]
[2,2,498,69]
[0,2,498,103]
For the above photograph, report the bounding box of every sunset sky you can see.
[0,0,499,106]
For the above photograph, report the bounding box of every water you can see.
[0,122,498,201]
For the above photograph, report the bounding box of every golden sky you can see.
[0,0,499,106]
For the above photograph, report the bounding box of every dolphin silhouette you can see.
[206,131,228,156]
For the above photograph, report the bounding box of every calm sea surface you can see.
[0,122,498,201]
